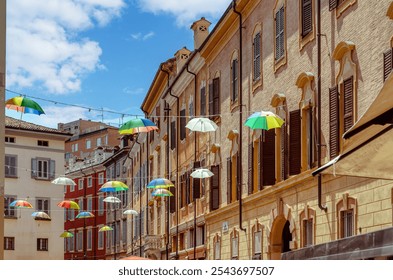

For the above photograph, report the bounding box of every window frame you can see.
[5,154,18,178]
[4,237,15,250]
[36,197,51,216]
[273,0,287,71]
[4,195,17,218]
[37,238,49,251]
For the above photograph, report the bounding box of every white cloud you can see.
[130,31,155,41]
[135,0,232,27]
[123,87,145,95]
[6,0,127,94]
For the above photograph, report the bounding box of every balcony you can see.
[144,235,161,252]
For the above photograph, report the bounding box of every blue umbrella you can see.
[147,178,174,189]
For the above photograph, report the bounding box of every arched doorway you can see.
[269,216,292,259]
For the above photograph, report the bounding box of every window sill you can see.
[336,0,357,18]
[274,55,287,73]
[299,29,315,51]
[5,216,17,220]
[252,78,262,94]
[5,175,18,179]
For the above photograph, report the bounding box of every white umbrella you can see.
[123,209,138,216]
[190,168,214,179]
[186,117,218,132]
[51,176,76,186]
[103,196,122,203]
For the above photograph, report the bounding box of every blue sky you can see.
[5,0,232,128]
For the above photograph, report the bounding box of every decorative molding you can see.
[388,2,393,19]
[332,41,356,61]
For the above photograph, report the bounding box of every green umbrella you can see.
[5,96,45,115]
[119,118,158,135]
[245,111,284,130]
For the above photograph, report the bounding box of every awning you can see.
[313,73,393,179]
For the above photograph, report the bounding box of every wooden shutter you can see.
[329,85,340,159]
[31,158,37,178]
[275,10,280,60]
[49,159,56,180]
[170,180,176,213]
[302,0,312,37]
[186,171,191,205]
[383,48,393,82]
[231,59,238,102]
[289,110,301,175]
[275,7,284,60]
[236,153,241,201]
[248,143,253,195]
[281,123,288,180]
[343,76,354,133]
[329,0,338,11]
[262,130,276,186]
[226,157,232,203]
[253,33,261,81]
[258,138,263,190]
[213,77,220,116]
[171,121,176,150]
[193,161,201,200]
[210,165,220,211]
[180,109,186,140]
[200,86,206,116]
[208,82,214,119]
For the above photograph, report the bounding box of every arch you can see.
[388,2,393,20]
[332,41,356,61]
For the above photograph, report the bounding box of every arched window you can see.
[336,194,357,238]
[299,205,315,247]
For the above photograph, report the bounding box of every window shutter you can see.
[248,143,253,195]
[180,109,186,140]
[170,181,176,213]
[31,158,37,178]
[289,110,301,175]
[329,85,340,159]
[49,159,56,180]
[208,82,214,119]
[226,157,232,203]
[258,138,263,190]
[231,60,238,102]
[186,171,191,205]
[236,153,241,201]
[279,7,285,59]
[253,33,261,81]
[170,121,176,150]
[302,0,312,37]
[193,161,201,200]
[200,86,206,116]
[262,130,276,186]
[329,0,338,11]
[343,76,354,133]
[213,77,220,116]
[210,165,220,211]
[383,48,393,82]
[275,10,281,60]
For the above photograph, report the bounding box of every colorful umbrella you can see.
[186,117,218,132]
[99,225,113,232]
[147,178,174,189]
[60,231,74,238]
[31,211,51,220]
[119,118,158,135]
[9,200,33,208]
[123,209,138,216]
[244,111,284,130]
[103,196,122,203]
[99,181,129,193]
[51,176,76,186]
[75,211,95,219]
[5,96,45,115]
[57,200,80,210]
[190,168,214,179]
[152,189,173,197]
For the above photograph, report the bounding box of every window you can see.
[301,0,313,38]
[4,196,16,218]
[87,196,92,212]
[303,219,313,246]
[289,110,301,175]
[197,225,205,246]
[37,238,48,251]
[4,237,15,250]
[79,198,84,212]
[383,47,392,82]
[170,120,176,150]
[98,173,104,185]
[31,158,55,180]
[122,219,127,246]
[98,230,104,249]
[253,231,262,259]
[227,154,240,204]
[96,137,102,147]
[231,230,239,260]
[337,194,357,239]
[68,233,74,252]
[329,0,357,17]
[260,130,276,187]
[86,139,91,149]
[200,84,206,116]
[341,209,354,238]
[189,98,194,119]
[98,194,104,215]
[231,58,239,103]
[209,77,220,119]
[253,31,262,82]
[87,228,92,250]
[274,5,285,61]
[5,136,15,143]
[77,231,83,251]
[156,105,161,131]
[37,140,49,147]
[213,235,221,260]
[210,165,220,211]
[78,178,84,190]
[87,176,92,188]
[5,155,17,177]
[180,109,186,141]
[36,198,50,215]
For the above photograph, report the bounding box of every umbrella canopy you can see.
[31,211,51,220]
[60,231,74,238]
[103,196,122,203]
[99,225,113,232]
[75,211,95,219]
[5,96,45,115]
[99,181,129,193]
[119,118,158,135]
[190,168,214,179]
[123,209,138,216]
[9,200,33,208]
[245,111,284,130]
[147,178,174,189]
[186,117,218,132]
[152,189,173,197]
[57,200,80,210]
[51,176,76,186]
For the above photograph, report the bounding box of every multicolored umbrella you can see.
[103,196,122,203]
[152,189,173,197]
[186,117,218,132]
[9,200,33,208]
[5,96,45,115]
[147,178,174,189]
[60,231,74,238]
[57,200,80,210]
[99,181,129,193]
[244,111,284,130]
[75,211,95,219]
[51,176,76,186]
[98,225,113,232]
[190,168,214,179]
[31,211,51,220]
[119,118,158,135]
[123,209,138,216]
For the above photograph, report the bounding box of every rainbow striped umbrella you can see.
[99,181,129,193]
[119,118,158,135]
[57,200,80,210]
[9,200,33,208]
[245,111,284,130]
[75,211,95,219]
[5,96,45,115]
[147,178,174,189]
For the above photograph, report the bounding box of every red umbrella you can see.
[57,200,80,209]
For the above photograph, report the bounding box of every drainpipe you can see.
[124,151,134,256]
[317,0,327,212]
[161,66,171,260]
[186,63,198,260]
[92,166,98,260]
[142,108,150,239]
[233,0,247,233]
[80,168,88,259]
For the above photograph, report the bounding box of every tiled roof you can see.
[5,116,71,136]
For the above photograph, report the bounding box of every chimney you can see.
[174,47,191,74]
[190,17,211,50]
